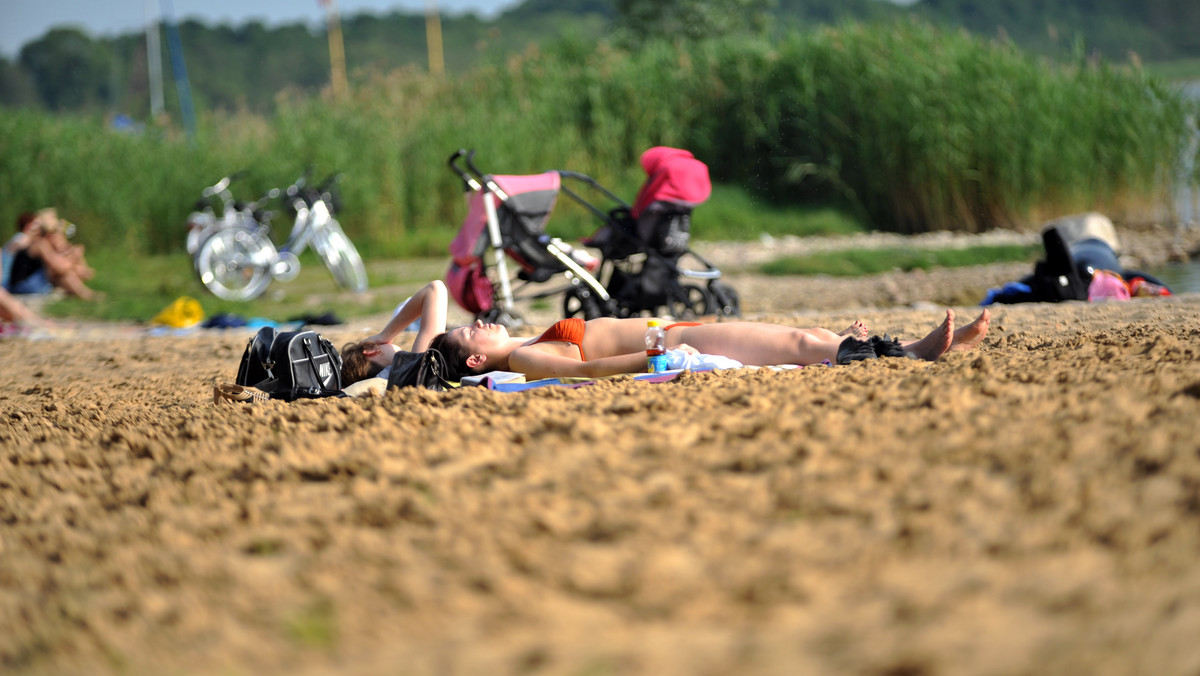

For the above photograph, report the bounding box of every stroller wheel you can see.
[709,280,741,317]
[563,287,608,320]
[669,284,713,320]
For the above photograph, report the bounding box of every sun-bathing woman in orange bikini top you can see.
[530,317,702,361]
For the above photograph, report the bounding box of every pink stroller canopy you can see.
[631,147,712,218]
[449,171,562,266]
[446,171,562,314]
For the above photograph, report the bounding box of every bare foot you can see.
[900,309,954,361]
[838,320,868,340]
[949,308,990,352]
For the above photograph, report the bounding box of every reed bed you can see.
[1,20,1193,257]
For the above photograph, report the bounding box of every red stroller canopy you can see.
[631,146,712,218]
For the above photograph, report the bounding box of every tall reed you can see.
[1,20,1193,256]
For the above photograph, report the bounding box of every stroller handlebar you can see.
[450,148,508,199]
[463,150,483,179]
[448,149,483,192]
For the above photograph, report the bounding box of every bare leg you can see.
[38,242,98,300]
[899,310,954,361]
[948,309,990,352]
[47,270,96,301]
[0,288,40,324]
[674,322,846,366]
[838,320,868,340]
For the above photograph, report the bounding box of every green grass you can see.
[697,186,866,240]
[759,243,1041,277]
[41,249,448,324]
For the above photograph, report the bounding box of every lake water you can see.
[1170,81,1199,228]
[1150,260,1200,293]
[1160,81,1200,292]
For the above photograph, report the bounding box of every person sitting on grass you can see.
[0,219,45,327]
[4,210,98,301]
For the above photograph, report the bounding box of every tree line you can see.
[1,0,1197,118]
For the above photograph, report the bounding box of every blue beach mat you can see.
[469,363,810,393]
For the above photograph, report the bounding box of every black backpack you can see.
[235,327,345,401]
[385,349,451,392]
[1028,227,1090,302]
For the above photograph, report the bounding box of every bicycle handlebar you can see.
[240,187,280,213]
[195,169,337,220]
[315,172,343,194]
[285,170,310,198]
[201,170,248,199]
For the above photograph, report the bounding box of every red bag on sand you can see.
[1128,277,1172,297]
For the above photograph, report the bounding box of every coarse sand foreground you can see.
[2,296,1200,676]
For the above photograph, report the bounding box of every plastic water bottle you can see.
[645,319,667,372]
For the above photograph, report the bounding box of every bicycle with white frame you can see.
[193,172,368,301]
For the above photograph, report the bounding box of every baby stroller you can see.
[444,147,740,325]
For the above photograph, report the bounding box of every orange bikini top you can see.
[532,317,588,360]
[529,319,702,362]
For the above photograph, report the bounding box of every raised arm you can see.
[509,346,647,380]
[366,280,448,352]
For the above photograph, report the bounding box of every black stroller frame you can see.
[446,149,740,325]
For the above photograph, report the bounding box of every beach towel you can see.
[342,354,807,398]
[471,362,805,393]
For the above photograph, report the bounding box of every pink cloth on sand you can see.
[1088,270,1131,302]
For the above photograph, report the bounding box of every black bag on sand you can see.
[235,327,345,401]
[385,349,451,392]
[1029,226,1090,302]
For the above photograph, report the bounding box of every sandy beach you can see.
[3,272,1200,675]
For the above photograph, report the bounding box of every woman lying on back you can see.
[422,310,990,382]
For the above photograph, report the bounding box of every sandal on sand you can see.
[213,382,271,405]
[836,337,877,365]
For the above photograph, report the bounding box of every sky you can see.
[1,0,521,58]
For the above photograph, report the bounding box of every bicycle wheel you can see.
[195,227,275,301]
[313,218,368,292]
